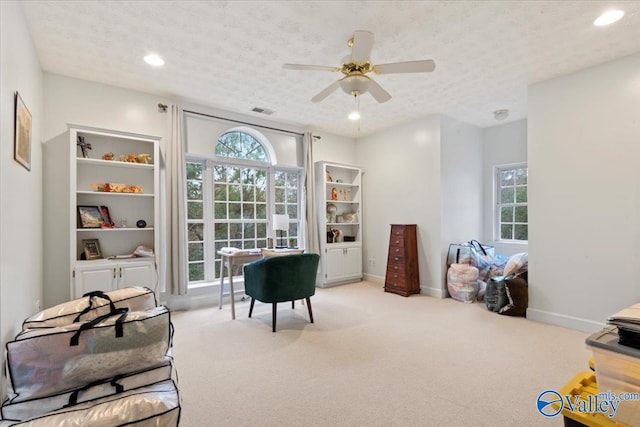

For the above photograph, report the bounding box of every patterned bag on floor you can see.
[3,380,180,426]
[22,287,157,330]
[6,306,172,402]
[1,362,173,422]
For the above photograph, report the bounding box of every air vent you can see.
[251,107,275,115]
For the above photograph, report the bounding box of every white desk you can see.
[217,251,262,319]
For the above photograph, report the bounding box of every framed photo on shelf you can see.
[100,205,114,227]
[82,239,103,260]
[77,205,104,228]
[14,91,32,171]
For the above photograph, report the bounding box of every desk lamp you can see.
[272,214,289,249]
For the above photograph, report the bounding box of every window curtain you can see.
[167,105,188,295]
[303,132,320,255]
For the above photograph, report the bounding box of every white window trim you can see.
[494,162,528,243]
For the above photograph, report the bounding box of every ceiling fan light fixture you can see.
[594,10,625,26]
[340,75,371,96]
[494,109,509,121]
[348,111,360,121]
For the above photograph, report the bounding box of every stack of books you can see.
[608,303,640,349]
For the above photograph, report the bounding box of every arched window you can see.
[215,127,275,164]
[185,126,301,286]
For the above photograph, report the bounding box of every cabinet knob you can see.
[394,240,400,244]
[394,257,399,262]
[395,248,399,253]
[395,231,400,235]
[112,268,116,279]
[393,266,398,270]
[393,274,398,279]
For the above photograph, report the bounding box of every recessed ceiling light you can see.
[594,10,625,26]
[144,54,165,66]
[348,111,360,121]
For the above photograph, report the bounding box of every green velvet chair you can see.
[243,253,320,332]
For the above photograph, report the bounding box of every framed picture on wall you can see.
[14,91,32,171]
[82,239,103,260]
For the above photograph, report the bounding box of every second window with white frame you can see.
[496,164,528,241]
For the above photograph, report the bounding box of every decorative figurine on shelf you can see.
[331,187,338,201]
[326,203,337,223]
[326,171,332,182]
[77,136,92,158]
[102,152,115,161]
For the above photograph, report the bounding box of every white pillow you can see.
[503,252,528,277]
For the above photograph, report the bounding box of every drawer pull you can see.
[395,248,400,253]
[395,231,400,235]
[393,266,398,270]
[393,274,398,279]
[394,240,400,244]
[394,257,399,262]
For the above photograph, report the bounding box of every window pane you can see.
[286,172,298,187]
[244,223,255,239]
[189,263,204,281]
[288,205,298,219]
[228,167,241,184]
[187,181,202,200]
[215,202,228,219]
[242,168,255,185]
[514,224,528,241]
[188,201,203,220]
[228,185,241,201]
[186,163,202,180]
[514,206,528,223]
[275,188,285,202]
[255,170,267,186]
[288,222,298,236]
[500,170,514,186]
[256,223,267,238]
[515,168,528,185]
[216,132,268,162]
[515,186,527,203]
[501,188,514,204]
[213,165,226,182]
[214,184,227,201]
[501,224,513,240]
[274,171,285,186]
[188,243,203,261]
[229,223,242,239]
[255,204,267,219]
[188,223,204,241]
[215,223,228,240]
[275,204,285,215]
[256,186,266,202]
[501,206,513,222]
[287,188,298,204]
[242,185,255,201]
[242,203,254,219]
[229,203,241,219]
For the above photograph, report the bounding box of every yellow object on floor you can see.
[555,371,630,427]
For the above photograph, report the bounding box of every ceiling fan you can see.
[283,30,435,103]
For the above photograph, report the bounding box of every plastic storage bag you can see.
[447,263,479,303]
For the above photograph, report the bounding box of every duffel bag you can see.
[485,276,508,312]
[1,362,173,422]
[2,380,180,426]
[6,306,172,402]
[22,287,157,329]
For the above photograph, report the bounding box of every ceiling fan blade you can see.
[311,80,341,103]
[374,60,436,74]
[367,79,392,103]
[350,30,374,62]
[283,64,340,72]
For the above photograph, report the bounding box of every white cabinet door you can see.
[325,247,346,283]
[343,246,362,279]
[74,264,117,297]
[118,261,155,289]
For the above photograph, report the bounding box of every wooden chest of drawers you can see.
[384,224,420,296]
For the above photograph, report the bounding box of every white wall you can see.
[528,53,640,332]
[482,119,528,256]
[440,115,483,288]
[0,0,44,400]
[356,115,443,295]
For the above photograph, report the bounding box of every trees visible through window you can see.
[186,129,302,286]
[496,164,528,241]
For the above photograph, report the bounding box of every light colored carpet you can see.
[170,280,590,426]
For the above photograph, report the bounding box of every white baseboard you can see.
[527,308,605,333]
[421,286,446,298]
[363,273,384,284]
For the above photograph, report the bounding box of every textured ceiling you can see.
[20,1,640,138]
